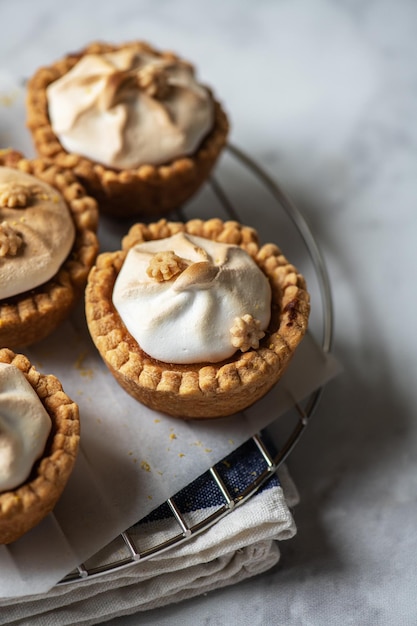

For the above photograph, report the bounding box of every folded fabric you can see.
[0,437,299,626]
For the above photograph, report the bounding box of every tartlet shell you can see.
[0,348,80,545]
[0,149,99,348]
[85,218,310,419]
[26,40,230,219]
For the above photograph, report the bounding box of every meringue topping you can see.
[46,48,215,169]
[112,232,271,364]
[0,167,75,299]
[0,363,51,492]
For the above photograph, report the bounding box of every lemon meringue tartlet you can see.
[26,41,229,218]
[0,348,80,545]
[0,149,99,348]
[85,218,310,419]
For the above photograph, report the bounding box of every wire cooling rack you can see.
[60,143,333,584]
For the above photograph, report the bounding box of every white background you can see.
[1,0,416,623]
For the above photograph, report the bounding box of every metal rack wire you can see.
[60,143,333,585]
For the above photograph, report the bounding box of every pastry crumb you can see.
[0,91,19,107]
[74,351,94,379]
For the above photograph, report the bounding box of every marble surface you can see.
[1,0,417,623]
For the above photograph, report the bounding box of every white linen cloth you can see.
[0,466,298,626]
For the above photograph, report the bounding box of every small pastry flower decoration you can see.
[0,221,23,257]
[0,181,48,259]
[146,250,188,282]
[0,182,43,209]
[137,64,172,99]
[230,314,266,352]
[100,60,173,111]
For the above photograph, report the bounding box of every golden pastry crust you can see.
[0,348,80,544]
[26,40,230,219]
[85,218,310,419]
[0,149,99,349]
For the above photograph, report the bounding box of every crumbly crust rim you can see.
[85,218,310,419]
[26,40,230,218]
[0,348,80,544]
[0,149,99,348]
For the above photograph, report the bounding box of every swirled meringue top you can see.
[0,167,75,300]
[0,363,51,492]
[46,48,215,169]
[112,232,272,364]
